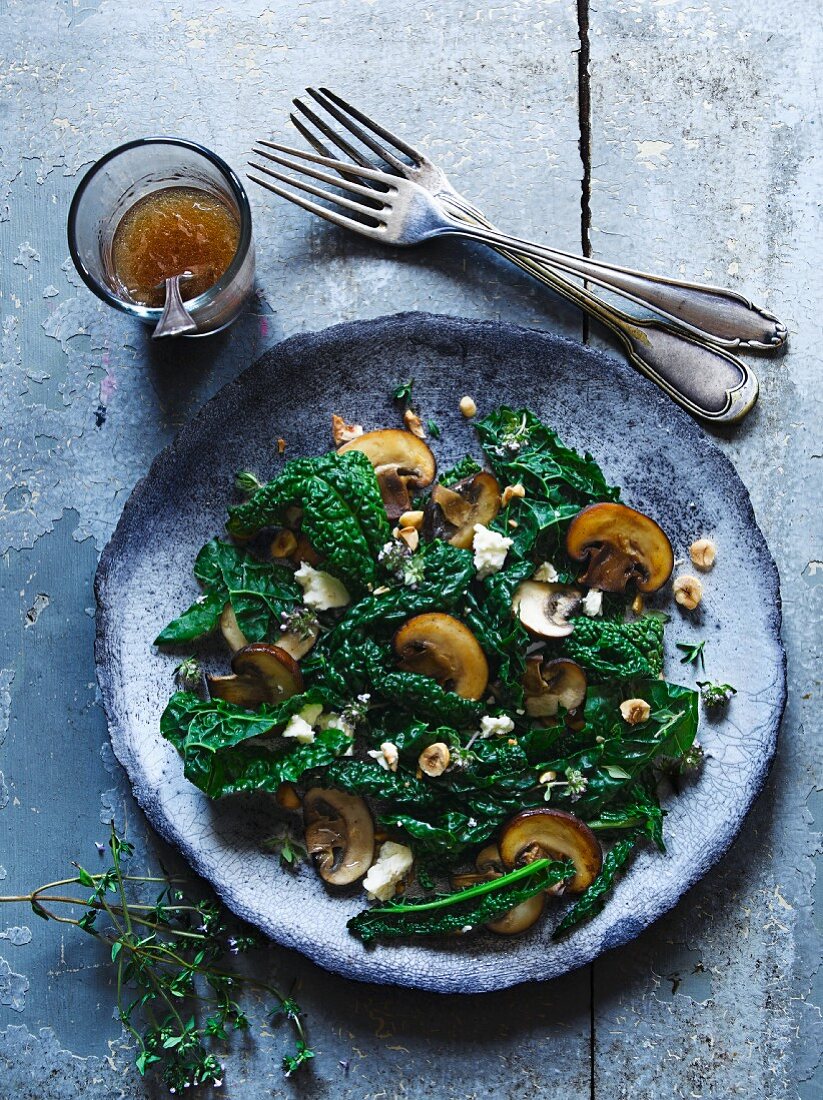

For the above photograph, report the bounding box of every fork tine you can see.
[305,87,408,174]
[291,98,375,172]
[315,87,424,166]
[247,160,386,220]
[246,172,385,237]
[252,146,392,201]
[254,140,394,185]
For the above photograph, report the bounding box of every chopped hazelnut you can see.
[689,538,717,571]
[502,483,526,506]
[459,395,477,418]
[275,782,301,810]
[631,594,645,615]
[381,742,399,772]
[277,438,287,455]
[332,414,364,446]
[398,509,425,529]
[270,529,298,559]
[418,742,450,777]
[398,526,419,552]
[403,408,426,439]
[673,574,703,610]
[508,519,519,529]
[620,698,651,725]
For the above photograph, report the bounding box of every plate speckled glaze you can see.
[95,312,786,993]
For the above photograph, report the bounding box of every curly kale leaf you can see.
[161,689,330,752]
[562,614,665,683]
[225,451,390,592]
[439,455,483,487]
[475,408,619,506]
[160,689,350,798]
[348,858,573,943]
[315,760,439,809]
[553,835,640,939]
[155,540,301,645]
[587,783,665,850]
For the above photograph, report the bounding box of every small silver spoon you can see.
[152,272,199,339]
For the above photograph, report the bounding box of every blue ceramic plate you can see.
[95,313,786,993]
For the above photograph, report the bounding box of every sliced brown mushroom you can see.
[523,657,588,718]
[276,621,320,661]
[339,429,436,521]
[423,471,502,549]
[393,613,489,700]
[512,580,582,639]
[450,843,546,935]
[302,788,375,886]
[565,502,674,594]
[499,808,602,894]
[219,603,248,653]
[207,643,303,707]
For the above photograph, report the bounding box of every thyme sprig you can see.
[0,823,314,1090]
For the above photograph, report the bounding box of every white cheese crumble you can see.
[282,702,324,744]
[294,562,350,610]
[472,524,512,580]
[582,589,603,617]
[478,714,515,739]
[533,561,559,583]
[363,840,414,901]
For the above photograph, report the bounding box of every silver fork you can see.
[249,92,783,423]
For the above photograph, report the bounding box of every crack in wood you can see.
[577,0,593,346]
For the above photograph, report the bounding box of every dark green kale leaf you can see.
[552,835,640,939]
[225,451,390,592]
[160,689,351,798]
[184,727,352,799]
[160,688,329,752]
[439,455,483,487]
[475,408,619,506]
[348,858,573,943]
[375,669,484,727]
[155,540,301,645]
[562,614,665,683]
[315,760,439,808]
[587,783,665,850]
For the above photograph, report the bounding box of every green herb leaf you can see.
[677,640,706,669]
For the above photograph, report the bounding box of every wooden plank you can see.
[586,1,821,1096]
[0,1,597,1096]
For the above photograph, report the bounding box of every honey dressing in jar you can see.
[111,186,240,307]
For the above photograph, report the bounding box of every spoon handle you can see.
[152,274,199,339]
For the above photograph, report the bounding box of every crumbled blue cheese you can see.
[533,561,559,583]
[294,562,350,610]
[472,524,512,580]
[363,840,414,901]
[582,589,603,617]
[282,702,324,744]
[478,714,515,739]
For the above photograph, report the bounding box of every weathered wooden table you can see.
[1,1,819,1097]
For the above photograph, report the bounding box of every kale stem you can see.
[377,859,553,915]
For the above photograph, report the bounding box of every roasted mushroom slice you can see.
[499,809,602,894]
[424,471,502,549]
[512,580,582,639]
[393,613,489,700]
[303,788,375,886]
[339,429,436,521]
[523,657,587,718]
[219,603,248,653]
[207,643,303,707]
[565,502,674,594]
[276,620,320,661]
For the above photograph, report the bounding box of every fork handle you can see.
[439,217,785,351]
[444,206,758,422]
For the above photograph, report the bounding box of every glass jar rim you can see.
[66,136,253,319]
